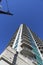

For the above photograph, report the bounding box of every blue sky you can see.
[0,0,43,54]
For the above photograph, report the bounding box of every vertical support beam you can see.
[12,24,23,52]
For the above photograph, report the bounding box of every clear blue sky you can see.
[0,0,43,54]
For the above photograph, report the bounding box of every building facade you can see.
[0,24,43,65]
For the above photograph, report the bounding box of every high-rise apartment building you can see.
[0,24,43,65]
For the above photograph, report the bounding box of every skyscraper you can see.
[0,24,43,65]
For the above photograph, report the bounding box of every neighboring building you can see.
[0,24,43,65]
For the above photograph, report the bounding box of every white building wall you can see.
[0,60,9,65]
[0,46,35,65]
